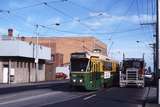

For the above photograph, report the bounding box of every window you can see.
[32,63,34,68]
[105,62,112,71]
[20,62,23,68]
[39,64,43,70]
[17,62,19,68]
[51,54,55,62]
[24,62,26,68]
[71,58,89,72]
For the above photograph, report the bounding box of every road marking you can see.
[137,104,142,107]
[83,94,96,100]
[0,91,62,105]
[0,94,18,100]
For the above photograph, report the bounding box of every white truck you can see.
[119,58,145,87]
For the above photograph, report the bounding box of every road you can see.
[0,83,149,107]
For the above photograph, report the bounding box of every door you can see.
[3,68,8,83]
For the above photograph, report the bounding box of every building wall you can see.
[37,64,45,81]
[22,36,107,80]
[0,58,45,83]
[0,62,3,82]
[24,37,107,64]
[0,40,51,60]
[45,64,55,81]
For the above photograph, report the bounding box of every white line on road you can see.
[83,94,96,100]
[0,91,62,105]
[137,104,142,107]
[0,94,18,100]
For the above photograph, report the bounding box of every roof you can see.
[0,40,51,60]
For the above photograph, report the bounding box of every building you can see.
[21,36,107,80]
[0,40,51,83]
[24,37,107,64]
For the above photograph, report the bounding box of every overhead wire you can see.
[8,0,66,12]
[36,24,148,35]
[0,0,154,41]
[43,2,97,31]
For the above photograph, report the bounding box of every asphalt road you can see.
[0,83,149,107]
[43,87,148,107]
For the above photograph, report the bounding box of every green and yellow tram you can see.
[70,52,119,90]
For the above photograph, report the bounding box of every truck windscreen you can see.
[124,61,143,68]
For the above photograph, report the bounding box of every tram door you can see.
[92,62,96,88]
[91,59,100,89]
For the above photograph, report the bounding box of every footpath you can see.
[145,87,159,107]
[0,80,69,95]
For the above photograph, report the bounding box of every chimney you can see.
[8,28,13,39]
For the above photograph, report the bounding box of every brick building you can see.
[22,36,107,80]
[24,37,107,64]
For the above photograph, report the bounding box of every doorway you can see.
[3,64,9,83]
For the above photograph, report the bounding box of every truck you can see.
[119,57,145,87]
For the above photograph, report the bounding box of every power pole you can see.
[149,43,156,76]
[35,24,39,82]
[156,0,160,104]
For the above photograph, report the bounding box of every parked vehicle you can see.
[56,72,67,80]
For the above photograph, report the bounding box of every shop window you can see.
[39,64,43,70]
[51,54,55,62]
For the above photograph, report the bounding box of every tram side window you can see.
[106,62,112,71]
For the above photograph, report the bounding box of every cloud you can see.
[0,28,7,35]
[80,12,156,31]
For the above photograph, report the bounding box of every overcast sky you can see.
[0,0,156,68]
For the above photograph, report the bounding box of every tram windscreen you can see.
[71,58,89,72]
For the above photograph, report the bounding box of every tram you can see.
[70,51,119,90]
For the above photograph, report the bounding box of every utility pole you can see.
[149,43,156,76]
[35,24,39,82]
[156,0,160,104]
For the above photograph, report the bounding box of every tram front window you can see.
[71,58,89,72]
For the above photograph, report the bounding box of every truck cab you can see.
[119,58,145,87]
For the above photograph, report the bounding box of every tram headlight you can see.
[73,79,76,82]
[79,79,83,83]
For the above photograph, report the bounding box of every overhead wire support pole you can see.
[35,24,39,82]
[156,0,160,104]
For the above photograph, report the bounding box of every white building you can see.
[0,40,51,83]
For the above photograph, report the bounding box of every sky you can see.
[0,0,156,69]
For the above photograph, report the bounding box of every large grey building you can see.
[0,40,51,83]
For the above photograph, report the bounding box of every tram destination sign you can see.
[71,53,86,58]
